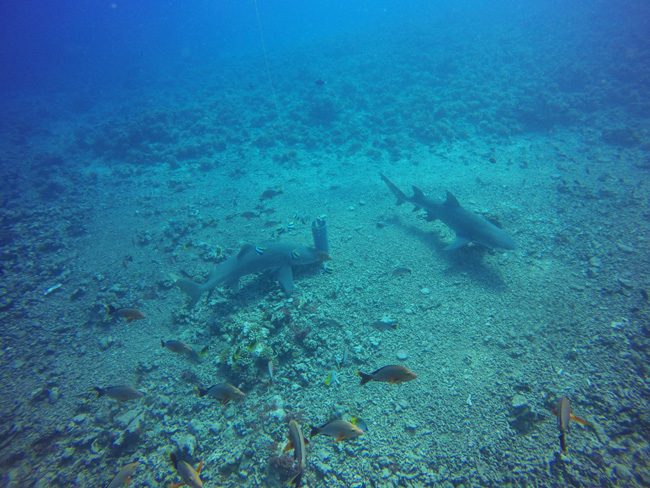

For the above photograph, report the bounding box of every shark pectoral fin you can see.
[444,236,471,251]
[276,265,294,295]
[176,279,203,307]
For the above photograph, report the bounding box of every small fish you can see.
[107,461,138,488]
[349,416,368,432]
[240,210,259,220]
[314,79,326,86]
[358,365,417,385]
[284,420,308,487]
[267,360,275,384]
[371,317,398,331]
[106,305,145,323]
[43,283,62,296]
[260,187,283,200]
[161,339,207,362]
[337,346,349,370]
[554,396,592,453]
[391,266,412,277]
[310,419,363,442]
[196,383,245,405]
[323,370,340,387]
[170,452,203,488]
[94,385,144,402]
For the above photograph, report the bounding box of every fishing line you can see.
[253,0,282,122]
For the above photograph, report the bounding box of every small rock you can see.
[588,256,601,267]
[47,387,60,404]
[617,242,635,253]
[98,336,114,351]
[396,350,409,360]
[420,287,430,295]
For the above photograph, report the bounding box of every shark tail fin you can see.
[380,173,408,205]
[176,278,203,307]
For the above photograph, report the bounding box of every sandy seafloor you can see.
[1,21,649,488]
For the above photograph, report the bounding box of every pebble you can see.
[617,242,635,253]
[396,350,409,360]
[47,387,60,404]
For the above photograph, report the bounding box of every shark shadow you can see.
[387,215,507,291]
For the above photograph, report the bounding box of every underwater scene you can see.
[1,1,649,486]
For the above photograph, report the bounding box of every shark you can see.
[380,173,516,251]
[177,242,328,306]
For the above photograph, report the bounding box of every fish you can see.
[371,317,398,331]
[267,359,275,384]
[196,383,245,405]
[260,187,283,200]
[170,452,203,488]
[161,339,207,362]
[337,346,349,370]
[106,461,138,488]
[358,365,417,385]
[284,420,308,487]
[554,396,592,453]
[314,79,326,86]
[177,241,329,306]
[106,305,146,322]
[380,173,516,251]
[391,266,412,277]
[94,385,144,402]
[323,370,340,387]
[310,419,363,442]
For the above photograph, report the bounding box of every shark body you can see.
[177,242,326,306]
[381,173,516,251]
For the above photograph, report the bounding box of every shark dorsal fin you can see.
[237,244,255,259]
[444,191,460,208]
[412,186,425,200]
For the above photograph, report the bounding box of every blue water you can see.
[1,1,649,487]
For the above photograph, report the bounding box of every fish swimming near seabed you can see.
[170,452,203,488]
[380,173,516,251]
[554,396,592,454]
[161,339,207,362]
[177,241,329,306]
[358,365,417,385]
[94,385,144,402]
[284,420,308,487]
[196,383,245,405]
[310,419,364,442]
[106,461,138,488]
[105,305,146,322]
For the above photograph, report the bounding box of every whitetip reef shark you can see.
[381,173,516,251]
[177,242,328,306]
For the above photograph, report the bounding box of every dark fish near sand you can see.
[106,305,145,322]
[161,339,206,362]
[260,187,283,200]
[554,396,592,453]
[359,365,417,385]
[94,385,144,402]
[170,452,203,488]
[284,420,308,487]
[196,383,245,405]
[310,419,363,442]
[107,461,138,488]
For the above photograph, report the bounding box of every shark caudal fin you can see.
[380,173,408,205]
[176,279,204,307]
